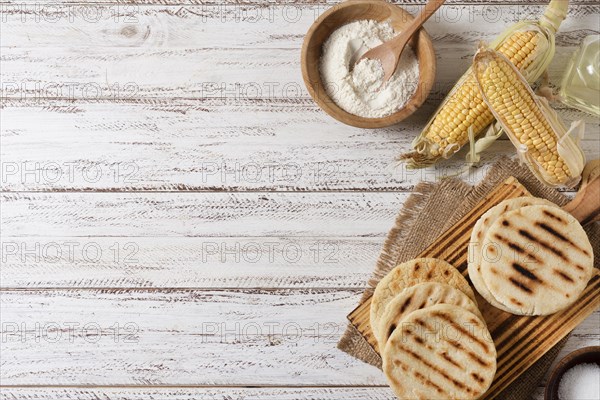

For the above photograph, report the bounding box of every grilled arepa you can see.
[480,205,594,315]
[383,304,496,400]
[370,258,476,343]
[468,197,558,311]
[377,282,483,347]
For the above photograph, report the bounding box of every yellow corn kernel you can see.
[402,0,569,168]
[474,50,574,185]
[409,31,540,163]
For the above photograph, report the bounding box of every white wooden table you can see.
[1,1,598,398]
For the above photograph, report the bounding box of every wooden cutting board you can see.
[347,176,600,399]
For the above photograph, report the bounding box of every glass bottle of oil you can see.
[559,35,600,117]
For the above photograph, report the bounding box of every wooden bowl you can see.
[544,346,600,399]
[301,0,436,128]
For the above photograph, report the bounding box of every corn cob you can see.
[473,47,585,187]
[402,0,569,168]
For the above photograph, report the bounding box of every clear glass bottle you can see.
[559,35,600,117]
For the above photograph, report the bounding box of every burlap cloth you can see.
[338,157,599,399]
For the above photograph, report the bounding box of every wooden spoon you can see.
[563,159,600,226]
[356,0,445,83]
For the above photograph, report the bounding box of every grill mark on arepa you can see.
[518,229,568,262]
[414,318,428,328]
[430,312,490,352]
[509,277,533,294]
[536,221,590,256]
[440,351,462,369]
[495,279,596,364]
[493,233,541,263]
[510,298,523,307]
[393,359,408,370]
[542,209,565,224]
[449,340,490,367]
[387,323,397,342]
[493,276,599,354]
[426,285,433,298]
[397,345,473,394]
[406,318,489,367]
[512,262,541,282]
[414,371,447,395]
[399,295,413,314]
[438,205,500,260]
[407,331,434,351]
[413,335,425,345]
[494,279,600,378]
[485,274,598,365]
[553,269,575,283]
[471,372,485,384]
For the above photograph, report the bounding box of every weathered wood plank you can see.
[0,192,408,237]
[1,4,598,100]
[1,45,594,100]
[0,288,597,386]
[0,236,381,288]
[1,99,597,191]
[0,98,464,192]
[0,0,597,6]
[1,4,597,50]
[0,387,398,400]
[0,288,383,385]
[2,3,597,191]
[0,381,596,400]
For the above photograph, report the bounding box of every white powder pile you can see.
[558,363,600,400]
[320,20,420,118]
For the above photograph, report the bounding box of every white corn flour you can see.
[320,20,420,118]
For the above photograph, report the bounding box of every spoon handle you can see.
[564,176,600,226]
[563,160,600,226]
[402,0,446,39]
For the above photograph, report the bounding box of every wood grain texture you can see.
[2,43,596,101]
[1,5,597,50]
[0,192,407,237]
[0,387,400,400]
[0,287,597,387]
[0,236,381,288]
[0,4,600,191]
[0,0,597,5]
[1,99,597,191]
[1,4,598,191]
[2,5,598,100]
[0,288,383,385]
[2,0,598,398]
[0,98,479,192]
